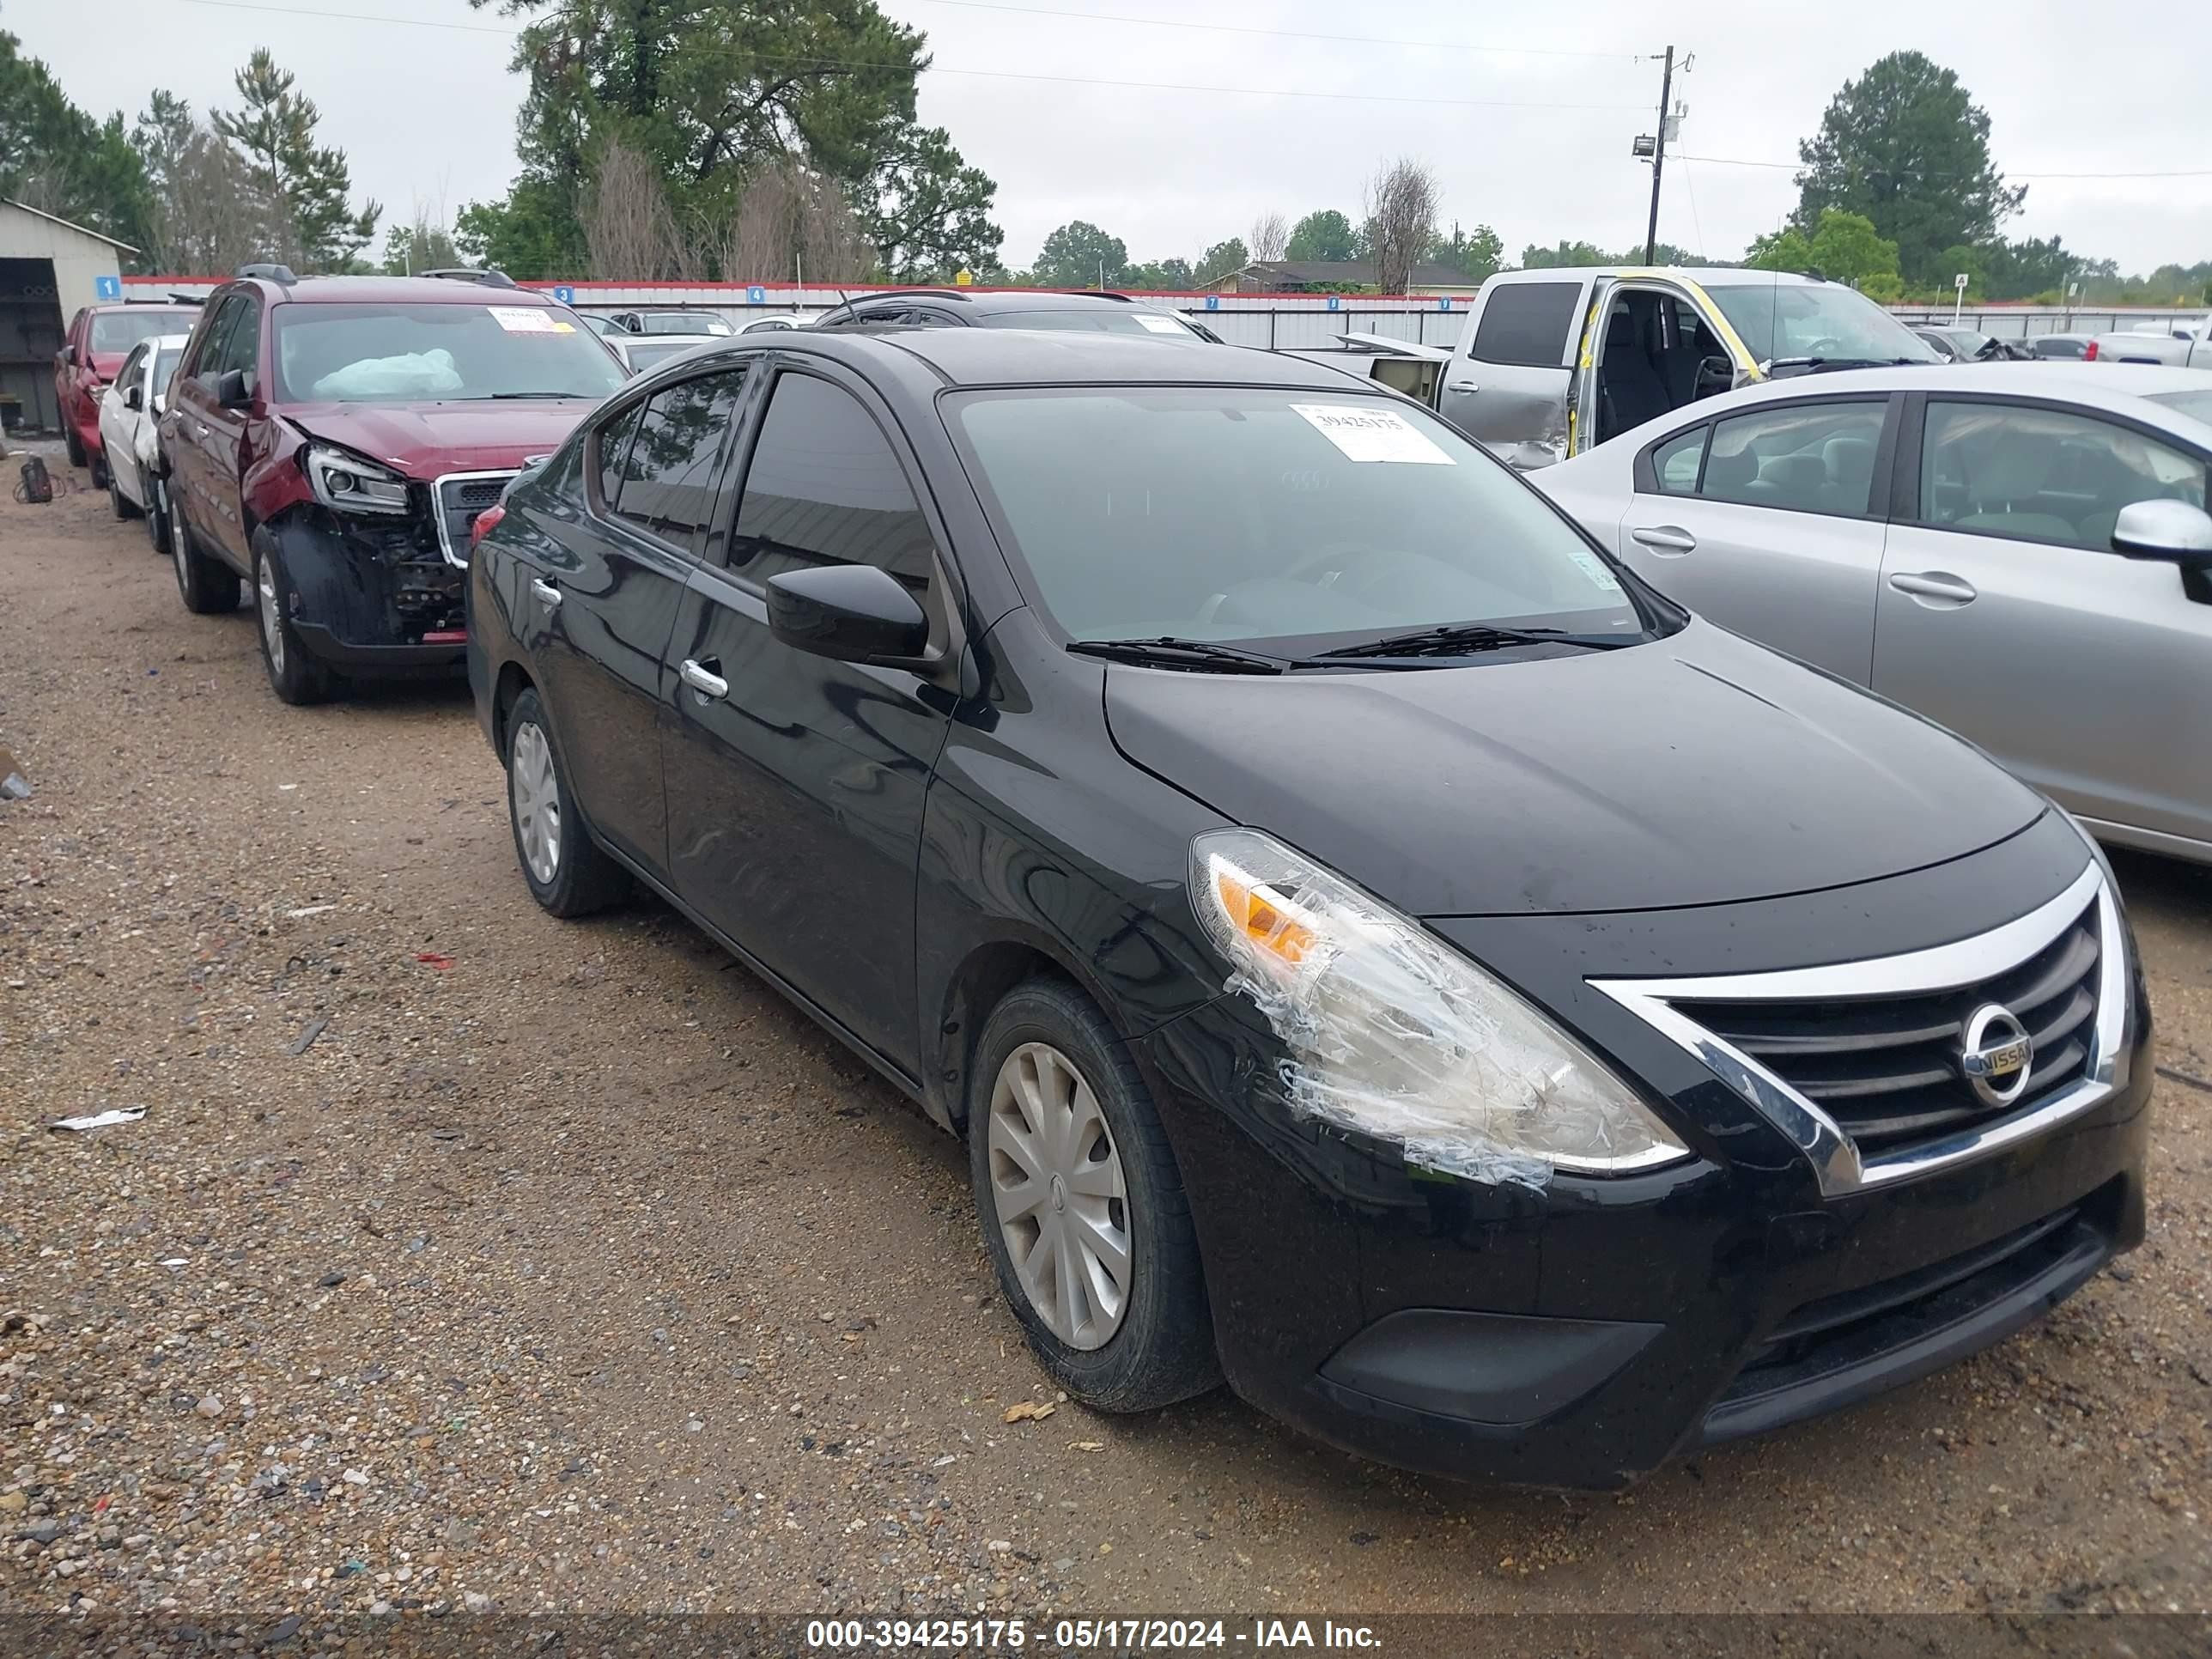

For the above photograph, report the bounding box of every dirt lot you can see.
[1,465,2208,1629]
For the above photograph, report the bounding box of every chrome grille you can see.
[434,472,514,565]
[1672,906,2100,1156]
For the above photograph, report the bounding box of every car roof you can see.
[832,289,1181,315]
[88,301,199,314]
[1655,360,2212,439]
[660,327,1378,393]
[234,275,568,307]
[1496,265,1826,290]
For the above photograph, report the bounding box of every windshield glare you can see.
[1709,283,1937,368]
[641,313,732,335]
[2148,390,2212,426]
[271,303,629,402]
[980,308,1200,338]
[91,310,198,352]
[952,389,1658,652]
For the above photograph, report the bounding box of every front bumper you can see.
[263,507,468,675]
[1136,815,2152,1488]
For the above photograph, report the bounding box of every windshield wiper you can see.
[1066,637,1286,675]
[469,390,593,400]
[1318,623,1641,660]
[1765,356,1922,373]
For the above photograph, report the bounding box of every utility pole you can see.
[1644,46,1674,266]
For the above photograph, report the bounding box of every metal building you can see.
[2,198,133,436]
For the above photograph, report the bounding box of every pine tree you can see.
[212,49,380,270]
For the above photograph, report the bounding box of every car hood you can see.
[286,400,600,480]
[1102,620,2047,917]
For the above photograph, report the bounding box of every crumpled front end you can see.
[260,500,470,670]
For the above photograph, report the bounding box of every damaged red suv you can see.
[158,267,627,703]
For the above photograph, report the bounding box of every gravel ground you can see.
[1,467,2208,1630]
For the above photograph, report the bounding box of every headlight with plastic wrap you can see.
[302,444,411,517]
[1190,828,1689,1188]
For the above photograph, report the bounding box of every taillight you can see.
[470,502,506,549]
[2082,339,2099,361]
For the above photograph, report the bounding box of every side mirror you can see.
[62,345,78,368]
[215,368,252,410]
[767,564,931,665]
[125,384,144,411]
[2112,499,2212,563]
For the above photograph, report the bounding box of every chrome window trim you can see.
[432,468,518,568]
[1589,863,2124,1197]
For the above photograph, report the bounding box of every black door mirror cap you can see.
[215,368,253,411]
[125,385,144,411]
[766,564,933,667]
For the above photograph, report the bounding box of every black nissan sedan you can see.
[466,328,2151,1488]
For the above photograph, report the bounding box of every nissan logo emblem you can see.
[1960,1003,2034,1109]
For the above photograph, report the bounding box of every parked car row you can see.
[69,267,2176,1490]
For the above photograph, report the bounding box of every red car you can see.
[55,300,203,480]
[157,267,627,704]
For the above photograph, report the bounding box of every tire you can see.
[171,508,240,616]
[109,465,141,520]
[252,537,337,706]
[64,423,85,469]
[968,979,1218,1413]
[502,687,629,917]
[147,477,173,555]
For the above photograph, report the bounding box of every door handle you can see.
[1887,571,1978,605]
[679,658,729,702]
[1445,378,1478,393]
[194,422,210,439]
[530,577,562,608]
[1630,525,1698,554]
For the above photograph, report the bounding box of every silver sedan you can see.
[1534,362,2212,864]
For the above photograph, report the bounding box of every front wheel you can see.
[253,538,336,705]
[503,687,629,917]
[109,464,141,520]
[969,979,1218,1413]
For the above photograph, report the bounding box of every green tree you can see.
[1806,210,1899,287]
[1122,258,1194,290]
[473,0,1000,280]
[212,48,380,268]
[1519,239,1613,270]
[382,214,461,275]
[1791,52,2024,286]
[1428,222,1503,281]
[453,180,588,281]
[1196,237,1248,284]
[1934,243,1990,300]
[1745,226,1814,272]
[1285,209,1360,263]
[0,24,154,254]
[1034,221,1126,288]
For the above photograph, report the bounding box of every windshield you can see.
[951,387,1661,653]
[2148,390,2212,427]
[1707,283,1938,368]
[150,346,184,397]
[271,303,628,402]
[641,313,732,335]
[90,309,198,353]
[979,308,1200,338]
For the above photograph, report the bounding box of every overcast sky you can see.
[15,0,2211,276]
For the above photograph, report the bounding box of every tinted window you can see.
[952,388,1656,648]
[593,402,645,510]
[622,340,708,373]
[114,343,149,394]
[1698,400,1887,515]
[226,296,263,384]
[608,370,746,555]
[1650,426,1706,494]
[979,308,1199,337]
[2033,337,2087,360]
[1917,401,2207,550]
[732,374,936,595]
[89,309,199,352]
[191,296,246,380]
[1469,283,1579,368]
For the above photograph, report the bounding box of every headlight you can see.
[302,444,411,517]
[1190,829,1688,1188]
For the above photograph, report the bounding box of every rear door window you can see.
[1469,282,1580,368]
[606,369,748,556]
[1699,401,1887,515]
[731,373,938,601]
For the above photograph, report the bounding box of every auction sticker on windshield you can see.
[1291,403,1453,465]
[488,306,574,335]
[1131,312,1186,334]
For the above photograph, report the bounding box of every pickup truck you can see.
[1332,265,1940,466]
[2086,316,2211,368]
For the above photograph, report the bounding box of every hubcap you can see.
[986,1042,1132,1350]
[258,562,283,674]
[508,720,562,885]
[171,504,189,586]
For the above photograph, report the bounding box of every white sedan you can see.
[95,331,191,546]
[1534,362,2212,864]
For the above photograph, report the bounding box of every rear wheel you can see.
[64,423,86,469]
[108,464,141,520]
[969,979,1218,1413]
[253,538,336,705]
[146,477,173,555]
[171,503,240,615]
[504,688,629,917]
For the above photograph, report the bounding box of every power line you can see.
[175,0,1653,112]
[1677,153,2212,181]
[901,0,1644,60]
